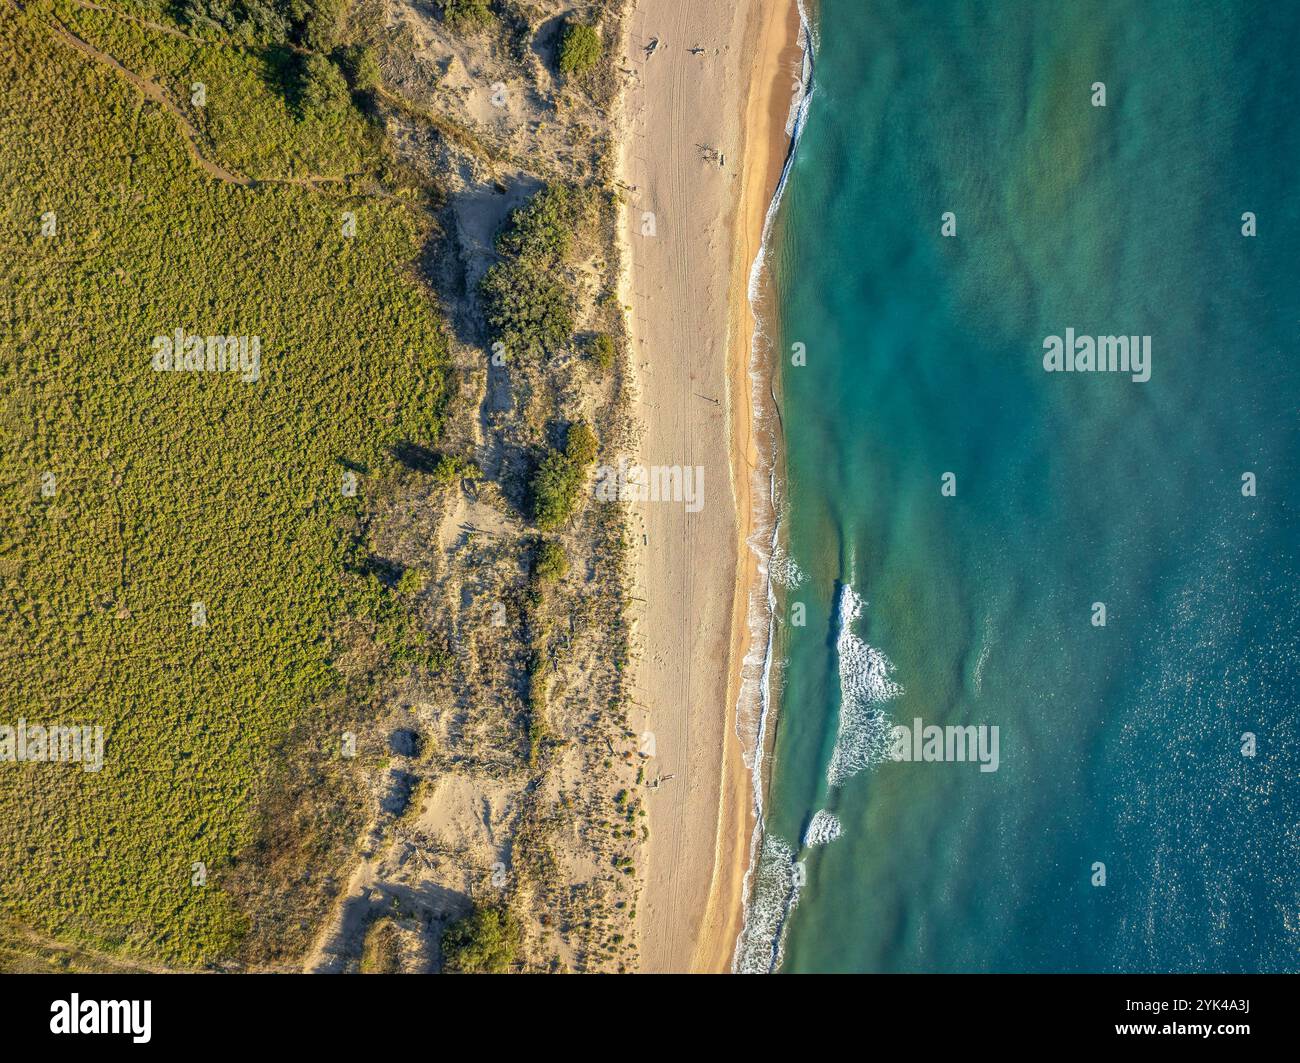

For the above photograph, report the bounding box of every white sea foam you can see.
[733,835,804,974]
[768,541,806,588]
[803,809,842,848]
[732,0,817,975]
[827,584,903,786]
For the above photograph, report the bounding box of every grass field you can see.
[0,0,450,967]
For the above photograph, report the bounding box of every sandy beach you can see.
[620,0,800,972]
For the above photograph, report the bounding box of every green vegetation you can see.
[431,452,480,485]
[0,2,447,966]
[395,566,428,597]
[589,332,616,370]
[440,0,495,32]
[52,0,378,181]
[178,0,346,49]
[301,52,351,117]
[180,0,293,43]
[530,423,598,530]
[532,539,568,586]
[441,904,521,973]
[341,43,382,94]
[359,917,403,973]
[480,182,592,362]
[296,0,347,52]
[525,656,550,766]
[557,21,602,77]
[565,422,598,465]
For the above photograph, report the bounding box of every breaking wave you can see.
[827,584,903,786]
[732,835,804,974]
[803,809,842,847]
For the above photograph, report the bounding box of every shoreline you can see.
[619,0,801,973]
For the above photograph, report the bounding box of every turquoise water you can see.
[744,0,1300,973]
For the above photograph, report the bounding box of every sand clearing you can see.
[620,0,798,972]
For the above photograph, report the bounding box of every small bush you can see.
[298,0,347,51]
[432,452,480,485]
[183,0,290,42]
[481,184,594,361]
[480,263,573,361]
[441,0,495,31]
[300,53,351,117]
[533,539,568,585]
[496,183,582,262]
[530,422,598,530]
[564,422,598,466]
[441,905,521,973]
[395,567,427,597]
[557,21,602,77]
[359,918,403,974]
[341,44,382,93]
[589,332,616,370]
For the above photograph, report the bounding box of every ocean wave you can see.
[803,809,842,847]
[827,584,903,786]
[732,834,804,974]
[769,541,806,588]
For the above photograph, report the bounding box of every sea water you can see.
[738,0,1300,973]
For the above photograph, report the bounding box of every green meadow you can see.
[0,0,449,966]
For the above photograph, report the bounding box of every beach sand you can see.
[620,0,800,972]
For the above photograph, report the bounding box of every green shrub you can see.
[431,453,480,485]
[530,449,581,529]
[480,262,573,361]
[297,0,347,51]
[557,21,602,77]
[182,0,291,42]
[341,44,382,93]
[480,183,594,361]
[590,332,616,370]
[359,918,403,973]
[395,567,427,596]
[300,53,351,117]
[441,905,522,973]
[564,422,598,466]
[530,422,598,530]
[533,539,568,585]
[496,183,582,262]
[441,0,495,31]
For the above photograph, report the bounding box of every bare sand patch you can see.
[620,0,798,971]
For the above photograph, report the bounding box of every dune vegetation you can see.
[0,0,450,967]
